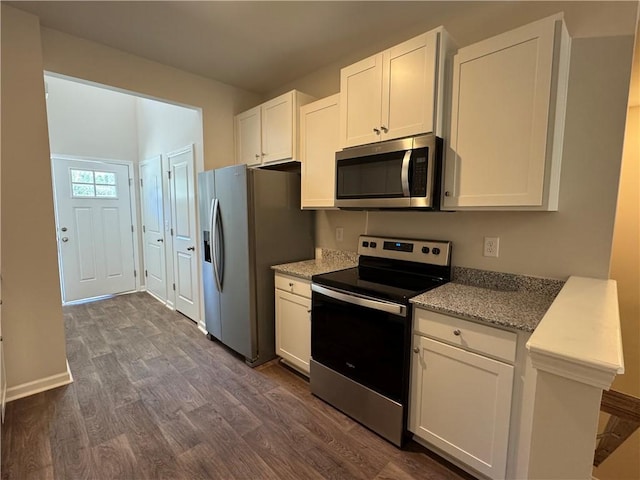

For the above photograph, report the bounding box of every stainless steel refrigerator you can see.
[198,164,314,366]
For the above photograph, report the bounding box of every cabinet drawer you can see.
[275,274,311,298]
[414,309,516,363]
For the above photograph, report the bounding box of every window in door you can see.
[70,169,118,198]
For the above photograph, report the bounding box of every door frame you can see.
[50,154,142,303]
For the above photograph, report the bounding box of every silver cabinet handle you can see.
[453,329,461,336]
[61,227,68,232]
[61,237,69,242]
[255,153,260,159]
[373,128,380,135]
[444,191,451,197]
[157,238,164,243]
[187,246,195,251]
[413,347,420,353]
[289,282,294,287]
[381,125,388,133]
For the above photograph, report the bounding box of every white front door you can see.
[52,158,136,302]
[139,155,167,302]
[168,145,199,321]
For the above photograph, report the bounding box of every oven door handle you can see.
[312,284,407,317]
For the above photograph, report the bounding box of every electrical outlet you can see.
[483,237,500,257]
[335,227,344,242]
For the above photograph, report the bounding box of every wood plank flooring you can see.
[1,292,473,480]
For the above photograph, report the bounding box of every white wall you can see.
[136,98,202,164]
[0,5,69,392]
[45,75,138,160]
[40,27,260,171]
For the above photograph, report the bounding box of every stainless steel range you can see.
[310,235,452,447]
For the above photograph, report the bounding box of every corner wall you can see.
[0,5,70,394]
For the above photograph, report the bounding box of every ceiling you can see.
[7,1,640,95]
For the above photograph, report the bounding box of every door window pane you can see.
[70,168,118,198]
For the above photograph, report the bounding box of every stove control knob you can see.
[432,247,441,255]
[370,241,377,248]
[421,246,430,254]
[362,241,369,247]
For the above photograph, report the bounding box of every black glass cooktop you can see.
[312,262,449,305]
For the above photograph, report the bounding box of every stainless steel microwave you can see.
[335,134,442,209]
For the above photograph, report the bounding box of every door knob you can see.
[187,246,195,251]
[61,237,69,242]
[60,227,68,232]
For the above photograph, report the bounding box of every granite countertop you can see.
[271,249,358,281]
[411,267,565,333]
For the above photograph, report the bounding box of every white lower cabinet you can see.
[410,309,516,479]
[274,274,311,376]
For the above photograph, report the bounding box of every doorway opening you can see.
[44,73,204,325]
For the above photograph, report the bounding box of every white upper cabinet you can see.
[443,14,571,210]
[340,27,454,148]
[235,90,315,166]
[235,106,262,166]
[300,94,340,209]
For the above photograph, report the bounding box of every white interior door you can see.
[168,145,199,321]
[52,158,136,302]
[140,155,167,302]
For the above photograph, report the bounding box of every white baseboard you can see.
[6,360,73,403]
[198,322,208,335]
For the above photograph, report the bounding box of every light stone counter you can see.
[411,267,565,332]
[271,249,358,281]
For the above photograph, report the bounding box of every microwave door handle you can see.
[401,149,412,197]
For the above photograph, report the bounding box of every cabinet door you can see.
[410,335,513,479]
[235,106,262,166]
[445,16,563,209]
[275,289,311,375]
[382,31,437,141]
[300,94,340,209]
[340,54,383,148]
[261,91,293,163]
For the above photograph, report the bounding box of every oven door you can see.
[310,284,409,403]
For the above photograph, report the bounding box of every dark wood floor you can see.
[1,292,471,480]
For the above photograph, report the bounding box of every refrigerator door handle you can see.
[208,197,215,266]
[211,198,223,292]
